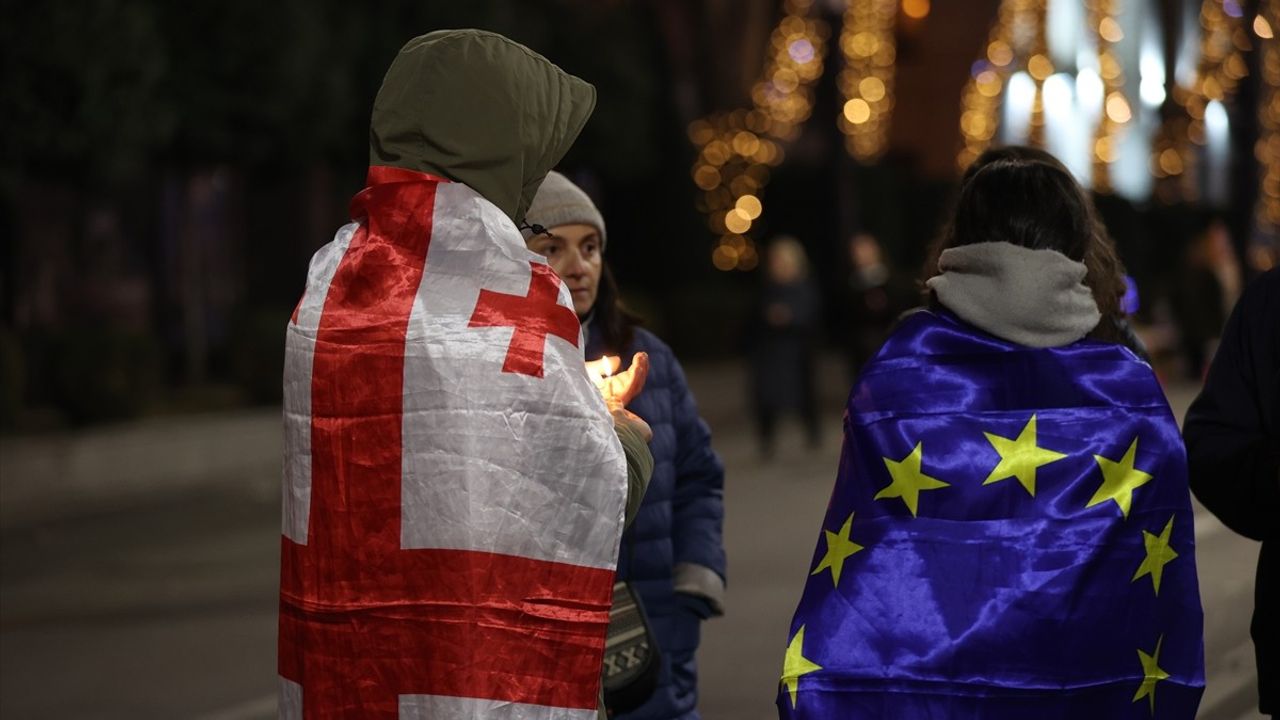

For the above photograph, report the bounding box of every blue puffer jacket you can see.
[586,320,726,720]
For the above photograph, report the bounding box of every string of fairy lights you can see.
[1253,0,1278,260]
[688,0,828,272]
[1153,0,1252,202]
[838,0,897,162]
[1087,0,1132,192]
[956,0,1045,170]
[691,0,1278,271]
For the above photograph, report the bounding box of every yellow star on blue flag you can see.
[876,442,949,517]
[1132,635,1170,714]
[982,414,1067,496]
[1132,515,1179,595]
[1088,437,1153,519]
[811,513,864,587]
[781,625,822,709]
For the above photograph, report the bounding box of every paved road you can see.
[0,362,1264,719]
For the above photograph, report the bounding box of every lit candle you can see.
[585,352,649,411]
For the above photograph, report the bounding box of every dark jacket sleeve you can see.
[1183,270,1280,541]
[615,420,653,531]
[665,351,727,612]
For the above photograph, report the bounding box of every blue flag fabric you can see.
[778,310,1204,719]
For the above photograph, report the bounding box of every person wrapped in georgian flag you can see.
[278,29,652,720]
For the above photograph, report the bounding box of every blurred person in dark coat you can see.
[1184,268,1280,717]
[747,236,823,458]
[843,232,916,380]
[1171,219,1242,379]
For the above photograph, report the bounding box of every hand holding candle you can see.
[586,352,649,411]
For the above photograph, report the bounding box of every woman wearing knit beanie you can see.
[524,172,727,720]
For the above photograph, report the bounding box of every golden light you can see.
[1099,17,1124,43]
[1028,54,1054,81]
[1257,14,1275,39]
[1203,76,1224,102]
[724,208,753,234]
[753,140,777,164]
[736,194,763,220]
[1095,137,1118,163]
[976,70,1001,97]
[850,31,880,57]
[693,165,721,191]
[843,98,872,123]
[729,174,759,196]
[732,131,761,157]
[738,245,760,271]
[1105,93,1132,123]
[1225,54,1248,79]
[902,0,930,20]
[859,76,887,102]
[689,1,828,269]
[1100,52,1122,80]
[987,41,1013,67]
[687,121,714,145]
[961,110,991,138]
[773,68,800,93]
[1158,148,1184,175]
[712,245,739,271]
[703,140,731,166]
[1234,26,1254,51]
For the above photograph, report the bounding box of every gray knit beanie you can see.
[522,171,606,249]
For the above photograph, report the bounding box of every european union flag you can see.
[778,311,1204,719]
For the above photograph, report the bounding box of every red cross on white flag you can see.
[280,166,626,719]
[468,261,580,377]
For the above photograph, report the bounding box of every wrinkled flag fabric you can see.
[779,309,1204,719]
[279,166,626,719]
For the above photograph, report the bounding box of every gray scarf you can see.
[925,242,1100,348]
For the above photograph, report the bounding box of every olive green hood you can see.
[370,29,596,225]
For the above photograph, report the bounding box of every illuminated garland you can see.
[1255,0,1279,262]
[1088,0,1132,192]
[1024,0,1052,147]
[688,0,828,271]
[838,0,897,162]
[1153,0,1250,201]
[956,0,1049,170]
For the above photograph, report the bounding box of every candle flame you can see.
[585,353,649,411]
[586,355,622,383]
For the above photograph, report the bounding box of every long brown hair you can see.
[590,262,643,354]
[923,146,1127,342]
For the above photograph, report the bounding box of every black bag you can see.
[601,579,660,716]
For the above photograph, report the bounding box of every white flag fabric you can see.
[279,165,626,719]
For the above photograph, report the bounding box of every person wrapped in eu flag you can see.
[778,147,1204,719]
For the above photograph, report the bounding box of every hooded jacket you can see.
[370,29,595,226]
[280,30,647,718]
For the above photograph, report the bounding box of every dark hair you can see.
[591,262,643,354]
[924,146,1127,342]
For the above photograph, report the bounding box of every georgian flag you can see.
[279,166,626,719]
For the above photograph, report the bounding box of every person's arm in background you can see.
[667,354,727,618]
[1183,270,1280,541]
